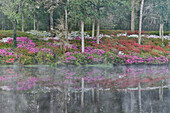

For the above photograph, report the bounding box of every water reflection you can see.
[0,65,169,113]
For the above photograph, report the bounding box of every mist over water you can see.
[0,64,169,113]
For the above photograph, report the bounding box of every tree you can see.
[152,0,169,42]
[69,0,90,52]
[138,0,144,44]
[88,0,114,44]
[64,0,69,42]
[28,0,41,30]
[0,0,22,48]
[20,0,27,32]
[41,0,59,36]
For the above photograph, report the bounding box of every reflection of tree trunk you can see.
[92,88,95,103]
[138,83,142,113]
[81,21,84,53]
[81,78,84,108]
[36,94,39,113]
[64,90,68,113]
[131,91,135,113]
[50,92,54,113]
[96,84,99,102]
[131,0,135,32]
[138,0,145,44]
[159,80,163,101]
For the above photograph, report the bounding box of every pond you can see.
[0,64,169,113]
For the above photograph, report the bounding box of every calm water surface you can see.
[0,65,170,113]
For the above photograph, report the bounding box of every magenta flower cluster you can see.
[6,37,54,56]
[0,48,15,57]
[117,54,169,64]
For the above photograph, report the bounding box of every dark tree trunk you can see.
[13,19,17,48]
[69,21,72,33]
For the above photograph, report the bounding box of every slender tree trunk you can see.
[138,0,145,44]
[37,14,39,31]
[159,23,164,42]
[81,21,84,53]
[65,8,68,42]
[131,0,135,32]
[22,11,24,32]
[34,13,36,30]
[96,19,100,44]
[50,9,54,36]
[92,20,95,37]
[13,19,17,48]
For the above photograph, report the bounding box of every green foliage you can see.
[35,51,54,65]
[18,55,35,65]
[0,42,13,49]
[0,30,34,39]
[147,31,170,35]
[138,52,152,58]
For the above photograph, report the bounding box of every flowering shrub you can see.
[58,49,107,65]
[18,55,35,65]
[35,51,54,65]
[127,30,146,35]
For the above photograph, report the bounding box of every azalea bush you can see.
[57,48,113,65]
[18,55,36,65]
[35,51,54,65]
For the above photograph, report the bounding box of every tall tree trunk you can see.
[96,19,100,44]
[81,21,84,53]
[92,20,95,37]
[34,13,36,30]
[65,8,68,42]
[131,0,135,32]
[37,14,39,31]
[13,19,17,48]
[138,0,145,44]
[22,11,24,32]
[50,9,54,36]
[159,23,164,42]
